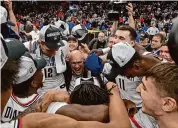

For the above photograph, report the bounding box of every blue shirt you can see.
[142,26,148,32]
[68,22,75,30]
[85,23,91,29]
[136,30,140,43]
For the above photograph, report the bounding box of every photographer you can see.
[110,2,136,36]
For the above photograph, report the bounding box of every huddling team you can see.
[1,1,178,128]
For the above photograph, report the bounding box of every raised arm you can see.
[110,21,118,35]
[4,0,18,33]
[127,3,135,29]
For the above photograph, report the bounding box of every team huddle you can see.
[1,1,178,128]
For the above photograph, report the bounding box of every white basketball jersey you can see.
[2,94,41,122]
[103,63,142,107]
[130,109,158,128]
[115,75,142,107]
[1,119,21,128]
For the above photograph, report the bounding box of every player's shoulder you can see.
[10,94,41,107]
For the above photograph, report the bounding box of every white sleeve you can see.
[46,102,68,114]
[102,47,111,54]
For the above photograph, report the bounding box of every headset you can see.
[73,77,100,90]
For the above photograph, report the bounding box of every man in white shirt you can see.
[29,25,40,41]
[147,23,159,40]
[23,25,40,41]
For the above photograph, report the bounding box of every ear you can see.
[31,80,38,88]
[130,40,136,47]
[161,97,177,112]
[133,60,140,70]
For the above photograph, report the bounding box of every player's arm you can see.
[77,82,132,128]
[13,90,70,119]
[110,21,118,36]
[4,0,19,33]
[22,113,78,128]
[55,104,109,122]
[127,3,135,29]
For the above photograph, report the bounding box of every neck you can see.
[14,87,36,98]
[157,112,178,128]
[14,92,34,98]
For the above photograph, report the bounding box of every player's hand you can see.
[126,3,134,16]
[35,90,70,112]
[79,43,90,54]
[106,82,119,94]
[4,0,13,11]
[90,49,103,56]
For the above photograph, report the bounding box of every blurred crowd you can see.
[12,1,178,31]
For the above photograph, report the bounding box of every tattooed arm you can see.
[12,97,43,120]
[12,90,69,120]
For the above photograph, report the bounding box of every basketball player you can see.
[136,63,178,128]
[24,24,69,94]
[2,52,46,122]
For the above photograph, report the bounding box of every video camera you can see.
[108,0,127,21]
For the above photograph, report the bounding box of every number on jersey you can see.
[119,78,125,90]
[44,68,53,78]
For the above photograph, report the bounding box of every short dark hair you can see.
[1,60,20,92]
[70,84,109,105]
[118,25,137,41]
[161,41,168,47]
[70,76,109,105]
[153,33,165,44]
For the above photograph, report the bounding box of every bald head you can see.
[70,50,83,61]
